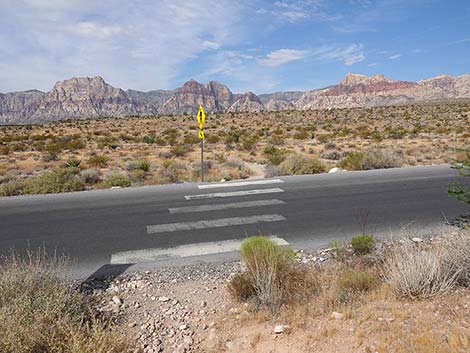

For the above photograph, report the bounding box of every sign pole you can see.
[200,138,204,182]
[196,104,206,183]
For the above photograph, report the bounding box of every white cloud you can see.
[313,44,365,66]
[260,49,309,67]
[257,0,341,24]
[70,22,126,40]
[201,41,221,50]
[389,53,402,60]
[0,0,251,91]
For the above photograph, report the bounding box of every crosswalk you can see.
[110,178,289,264]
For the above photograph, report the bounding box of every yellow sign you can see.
[198,130,205,139]
[197,105,205,129]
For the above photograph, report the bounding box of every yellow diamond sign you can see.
[197,105,205,129]
[198,130,204,139]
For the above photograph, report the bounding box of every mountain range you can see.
[0,73,469,125]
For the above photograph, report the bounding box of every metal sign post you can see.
[197,105,206,182]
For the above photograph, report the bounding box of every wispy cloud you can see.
[257,0,341,24]
[389,53,402,60]
[259,49,309,67]
[313,44,365,66]
[450,38,470,45]
[0,0,251,91]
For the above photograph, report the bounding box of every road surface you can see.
[0,165,468,279]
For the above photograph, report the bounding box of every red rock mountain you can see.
[1,73,469,124]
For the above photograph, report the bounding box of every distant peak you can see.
[339,73,394,86]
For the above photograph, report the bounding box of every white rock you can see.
[111,296,122,306]
[158,296,170,302]
[412,237,423,243]
[331,311,344,320]
[273,325,286,334]
[328,167,342,174]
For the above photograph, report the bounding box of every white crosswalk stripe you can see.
[169,199,285,214]
[197,179,284,189]
[184,187,284,200]
[147,214,286,234]
[110,236,290,264]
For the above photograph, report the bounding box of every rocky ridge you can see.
[1,73,469,124]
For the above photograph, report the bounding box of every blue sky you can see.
[0,0,469,93]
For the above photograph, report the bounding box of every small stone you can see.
[111,296,122,306]
[273,325,286,334]
[200,301,207,308]
[158,296,170,302]
[179,324,188,331]
[412,237,423,243]
[128,321,137,328]
[331,311,344,320]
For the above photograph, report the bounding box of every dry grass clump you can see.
[227,237,318,313]
[279,153,326,176]
[383,239,460,299]
[0,250,131,353]
[362,149,404,170]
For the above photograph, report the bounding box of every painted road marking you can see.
[169,199,285,214]
[184,188,284,200]
[110,236,290,264]
[197,179,284,189]
[147,214,286,234]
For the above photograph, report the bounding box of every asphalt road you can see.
[0,165,468,279]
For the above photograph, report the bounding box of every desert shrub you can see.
[136,158,151,172]
[351,234,374,255]
[448,147,470,204]
[161,160,188,183]
[0,250,131,353]
[88,154,109,168]
[105,174,131,188]
[263,143,287,165]
[228,236,318,313]
[338,151,364,170]
[441,230,470,286]
[63,156,81,168]
[129,169,147,184]
[320,150,341,160]
[329,240,348,262]
[170,143,189,157]
[0,179,26,196]
[384,241,458,299]
[362,149,404,170]
[183,134,200,145]
[335,270,379,302]
[143,135,156,144]
[279,153,326,176]
[264,165,280,178]
[25,168,85,194]
[79,169,101,185]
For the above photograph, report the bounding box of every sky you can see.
[0,0,469,94]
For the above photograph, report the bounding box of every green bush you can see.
[105,174,131,188]
[279,153,326,175]
[228,236,318,313]
[63,156,81,168]
[0,250,131,353]
[449,147,470,204]
[0,179,26,196]
[329,240,348,262]
[336,270,379,302]
[136,158,151,172]
[88,154,109,168]
[338,151,364,170]
[351,234,374,255]
[25,168,85,195]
